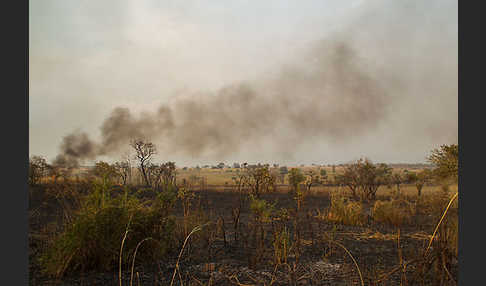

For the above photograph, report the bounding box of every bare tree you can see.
[130,139,156,186]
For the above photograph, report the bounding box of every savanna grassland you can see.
[28,144,458,286]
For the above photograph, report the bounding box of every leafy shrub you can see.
[372,199,416,227]
[249,195,275,223]
[335,159,391,201]
[40,189,178,278]
[153,185,178,212]
[327,193,366,226]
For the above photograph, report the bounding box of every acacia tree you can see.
[427,144,458,183]
[130,139,156,186]
[335,163,361,198]
[360,161,391,201]
[242,165,276,198]
[336,159,391,201]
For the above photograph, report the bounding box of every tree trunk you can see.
[140,165,150,186]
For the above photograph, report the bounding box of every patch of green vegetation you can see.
[39,187,178,278]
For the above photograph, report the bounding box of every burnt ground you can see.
[29,184,456,285]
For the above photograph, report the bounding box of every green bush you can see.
[153,185,178,212]
[249,195,275,223]
[40,189,178,278]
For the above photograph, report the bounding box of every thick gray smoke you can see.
[52,0,457,166]
[54,40,390,167]
[53,132,99,168]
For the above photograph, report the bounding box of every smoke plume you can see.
[51,0,457,166]
[53,40,392,167]
[53,132,99,168]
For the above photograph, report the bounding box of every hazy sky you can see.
[30,0,457,166]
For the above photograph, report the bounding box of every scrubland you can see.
[29,163,458,286]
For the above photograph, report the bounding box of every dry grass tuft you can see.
[372,199,416,227]
[326,193,366,226]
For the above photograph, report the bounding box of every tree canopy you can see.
[427,144,458,182]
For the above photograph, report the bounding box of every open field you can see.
[29,173,458,285]
[175,166,433,186]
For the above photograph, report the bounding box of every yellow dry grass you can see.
[174,167,457,199]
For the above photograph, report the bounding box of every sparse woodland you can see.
[29,143,458,285]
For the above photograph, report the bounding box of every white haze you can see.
[29,0,457,166]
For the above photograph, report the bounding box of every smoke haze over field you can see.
[31,0,457,166]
